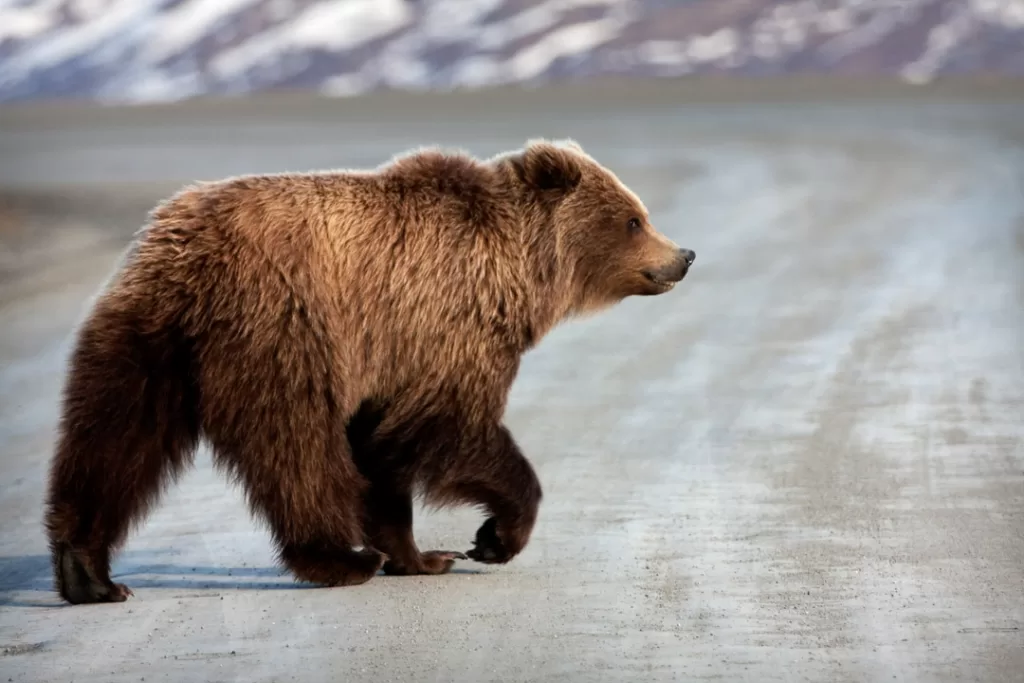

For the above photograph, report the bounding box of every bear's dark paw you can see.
[56,543,136,605]
[465,516,514,564]
[329,548,389,586]
[383,550,468,576]
[284,545,387,587]
[107,583,134,602]
[67,581,134,604]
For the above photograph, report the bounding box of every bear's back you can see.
[133,156,523,409]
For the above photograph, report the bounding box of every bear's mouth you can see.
[642,270,681,291]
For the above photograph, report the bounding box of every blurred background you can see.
[1,0,1023,102]
[1,2,1024,682]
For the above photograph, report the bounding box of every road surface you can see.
[1,82,1023,682]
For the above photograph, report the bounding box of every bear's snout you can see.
[644,248,694,286]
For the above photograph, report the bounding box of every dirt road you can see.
[1,83,1023,682]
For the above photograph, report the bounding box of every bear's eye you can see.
[627,217,642,233]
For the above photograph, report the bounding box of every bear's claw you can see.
[111,583,134,601]
[382,550,467,575]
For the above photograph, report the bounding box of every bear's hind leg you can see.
[209,416,386,588]
[45,299,200,605]
[233,460,387,586]
[232,453,387,587]
[278,541,386,586]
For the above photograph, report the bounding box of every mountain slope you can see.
[1,0,1022,103]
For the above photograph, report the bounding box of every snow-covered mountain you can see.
[1,0,1022,104]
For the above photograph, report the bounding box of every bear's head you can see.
[504,138,695,316]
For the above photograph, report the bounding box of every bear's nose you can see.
[680,248,696,266]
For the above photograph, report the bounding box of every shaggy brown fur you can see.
[43,138,696,604]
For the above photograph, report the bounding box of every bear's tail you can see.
[43,289,200,605]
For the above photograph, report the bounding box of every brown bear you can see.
[43,138,696,604]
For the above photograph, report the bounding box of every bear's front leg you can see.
[435,422,543,565]
[364,476,467,576]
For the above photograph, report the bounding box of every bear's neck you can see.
[516,219,574,352]
[484,159,575,353]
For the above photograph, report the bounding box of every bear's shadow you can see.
[0,552,483,608]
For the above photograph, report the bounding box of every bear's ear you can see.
[512,140,583,194]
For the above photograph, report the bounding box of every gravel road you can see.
[1,83,1022,682]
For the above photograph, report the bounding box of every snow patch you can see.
[212,0,412,81]
[0,6,56,42]
[143,0,265,63]
[507,16,624,81]
[0,0,1021,103]
[0,0,157,86]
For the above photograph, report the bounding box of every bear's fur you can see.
[43,139,695,604]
